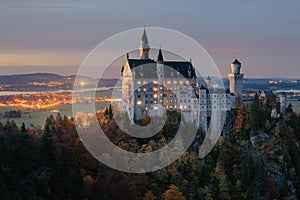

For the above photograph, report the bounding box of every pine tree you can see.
[249,94,262,135]
[108,103,113,117]
[40,117,56,166]
[56,112,63,123]
[20,122,27,133]
[214,163,231,200]
[286,103,293,113]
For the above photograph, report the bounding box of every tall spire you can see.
[157,48,163,63]
[139,27,150,59]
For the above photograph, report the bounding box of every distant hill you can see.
[0,73,299,92]
[0,73,65,85]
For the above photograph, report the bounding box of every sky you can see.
[0,0,299,78]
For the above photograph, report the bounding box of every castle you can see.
[121,28,244,133]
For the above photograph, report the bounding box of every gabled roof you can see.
[123,58,196,79]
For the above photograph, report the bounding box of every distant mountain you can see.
[0,73,118,92]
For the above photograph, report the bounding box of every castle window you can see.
[153,80,158,84]
[173,80,177,84]
[154,94,158,98]
[137,88,141,92]
[145,94,148,98]
[138,95,141,98]
[137,81,141,84]
[167,80,171,84]
[137,101,142,105]
[186,80,189,85]
[143,88,147,92]
[179,80,183,85]
[143,80,147,84]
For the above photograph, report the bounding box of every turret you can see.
[139,27,150,59]
[205,76,211,88]
[231,59,241,74]
[156,48,164,82]
[279,92,287,114]
[228,58,244,98]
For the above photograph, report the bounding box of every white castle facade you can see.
[121,28,244,133]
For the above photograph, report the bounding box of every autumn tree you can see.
[162,184,185,200]
[143,191,156,200]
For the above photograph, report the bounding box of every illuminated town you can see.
[0,92,112,109]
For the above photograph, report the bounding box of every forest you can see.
[0,94,300,199]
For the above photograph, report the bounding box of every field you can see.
[0,102,109,127]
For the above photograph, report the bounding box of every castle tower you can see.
[279,92,287,115]
[205,76,211,88]
[139,27,150,59]
[156,48,164,115]
[228,59,244,97]
[156,48,164,81]
[121,54,134,121]
[199,85,208,131]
